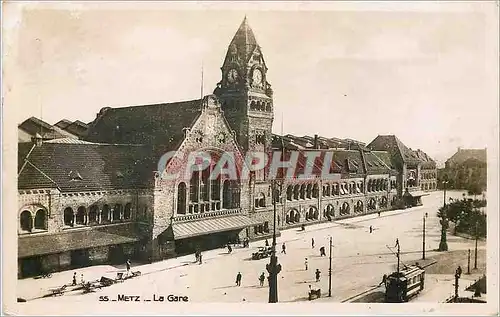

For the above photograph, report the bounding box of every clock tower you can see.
[214,17,274,180]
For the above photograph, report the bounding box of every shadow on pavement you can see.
[351,291,385,303]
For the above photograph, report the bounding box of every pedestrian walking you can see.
[457,266,462,278]
[199,253,203,264]
[126,259,131,275]
[228,244,233,254]
[315,269,321,282]
[236,272,242,286]
[311,238,315,249]
[304,258,308,271]
[259,272,265,287]
[379,274,387,287]
[378,211,381,217]
[319,246,326,256]
[369,225,373,233]
[80,274,84,284]
[281,243,286,254]
[265,239,269,247]
[72,272,77,286]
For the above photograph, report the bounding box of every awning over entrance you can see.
[172,215,261,240]
[404,190,429,198]
[18,223,142,258]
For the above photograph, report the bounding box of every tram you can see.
[385,264,425,303]
[383,239,426,303]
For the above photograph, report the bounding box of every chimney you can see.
[314,134,319,149]
[32,133,43,146]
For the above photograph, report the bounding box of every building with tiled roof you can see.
[17,18,436,278]
[440,148,487,191]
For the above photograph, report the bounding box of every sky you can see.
[3,1,499,166]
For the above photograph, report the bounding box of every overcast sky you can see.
[3,2,498,165]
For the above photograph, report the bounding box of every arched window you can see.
[124,203,132,220]
[307,207,318,220]
[300,184,306,199]
[340,202,350,216]
[34,209,46,229]
[20,210,33,232]
[64,207,74,226]
[190,170,200,203]
[102,205,110,223]
[368,198,377,211]
[223,180,231,209]
[312,184,319,198]
[286,186,293,201]
[306,184,312,199]
[380,197,388,208]
[210,176,221,201]
[288,209,300,223]
[325,184,331,196]
[355,201,364,213]
[76,206,86,225]
[250,101,256,110]
[177,182,187,214]
[88,205,98,225]
[113,204,122,221]
[391,196,398,206]
[323,204,334,219]
[293,185,300,200]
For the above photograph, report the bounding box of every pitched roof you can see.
[272,134,365,150]
[364,150,395,175]
[63,120,89,138]
[54,119,73,129]
[446,148,487,166]
[18,117,68,140]
[85,99,202,153]
[18,142,157,192]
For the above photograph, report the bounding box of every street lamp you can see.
[474,220,478,270]
[439,180,449,251]
[422,212,428,260]
[328,236,333,297]
[267,179,282,303]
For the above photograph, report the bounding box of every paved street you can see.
[18,190,486,303]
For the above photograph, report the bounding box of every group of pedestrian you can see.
[72,272,85,285]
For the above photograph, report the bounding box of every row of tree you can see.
[438,196,487,238]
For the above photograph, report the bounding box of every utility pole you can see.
[422,212,427,260]
[397,240,400,273]
[439,180,449,251]
[474,221,478,270]
[467,249,471,274]
[267,179,282,303]
[328,236,332,297]
[454,270,459,302]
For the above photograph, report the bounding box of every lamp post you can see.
[439,180,449,251]
[267,179,282,303]
[422,212,428,260]
[328,236,332,297]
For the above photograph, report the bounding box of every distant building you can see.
[18,117,88,142]
[440,148,487,191]
[17,18,437,278]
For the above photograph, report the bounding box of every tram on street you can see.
[384,239,426,303]
[384,264,425,303]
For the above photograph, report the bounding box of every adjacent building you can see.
[17,18,437,278]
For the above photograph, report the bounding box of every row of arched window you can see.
[322,182,362,197]
[20,209,47,232]
[421,183,437,190]
[177,177,240,215]
[63,203,132,227]
[249,100,272,112]
[255,193,266,208]
[367,179,389,192]
[421,172,437,180]
[286,184,319,201]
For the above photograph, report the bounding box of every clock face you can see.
[253,69,263,85]
[227,69,238,83]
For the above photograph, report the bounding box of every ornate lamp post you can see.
[422,212,428,260]
[439,180,449,251]
[267,179,282,303]
[328,236,333,297]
